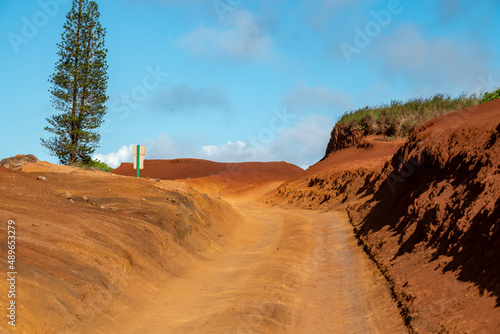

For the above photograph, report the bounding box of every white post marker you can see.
[133,145,145,178]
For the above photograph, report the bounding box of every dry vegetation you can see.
[323,93,487,158]
[337,93,482,138]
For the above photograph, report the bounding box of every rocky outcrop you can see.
[0,154,39,170]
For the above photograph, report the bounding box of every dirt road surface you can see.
[82,185,406,334]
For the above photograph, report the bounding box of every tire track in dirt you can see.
[83,197,406,333]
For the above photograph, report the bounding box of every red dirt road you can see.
[0,161,405,333]
[80,185,405,334]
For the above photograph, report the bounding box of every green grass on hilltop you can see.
[337,93,483,137]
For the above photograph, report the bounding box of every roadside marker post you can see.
[133,145,145,178]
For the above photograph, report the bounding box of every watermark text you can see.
[6,220,17,327]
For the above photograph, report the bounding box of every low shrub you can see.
[76,159,113,172]
[482,87,500,103]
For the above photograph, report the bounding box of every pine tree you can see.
[41,0,108,165]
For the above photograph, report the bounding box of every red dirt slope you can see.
[0,163,243,333]
[269,99,500,333]
[349,99,500,333]
[269,137,404,209]
[308,136,405,176]
[112,159,303,194]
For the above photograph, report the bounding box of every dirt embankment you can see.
[269,138,405,210]
[270,100,500,333]
[0,163,243,334]
[350,101,500,333]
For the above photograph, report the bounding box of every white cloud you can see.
[143,133,197,160]
[268,114,334,168]
[200,141,249,161]
[92,134,198,168]
[93,145,134,168]
[174,10,274,61]
[370,24,492,93]
[195,115,333,168]
[93,115,334,169]
[284,84,352,115]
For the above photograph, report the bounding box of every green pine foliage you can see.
[41,0,108,165]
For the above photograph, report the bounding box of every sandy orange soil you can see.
[2,100,497,333]
[0,159,406,333]
[78,184,406,334]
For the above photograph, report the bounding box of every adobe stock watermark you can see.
[102,65,169,134]
[7,0,71,54]
[213,0,243,21]
[340,0,404,63]
[6,220,17,327]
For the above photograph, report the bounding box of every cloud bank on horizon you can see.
[95,113,332,169]
[1,0,499,168]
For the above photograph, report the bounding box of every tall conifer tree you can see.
[42,0,108,165]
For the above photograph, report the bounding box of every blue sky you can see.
[1,0,499,168]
